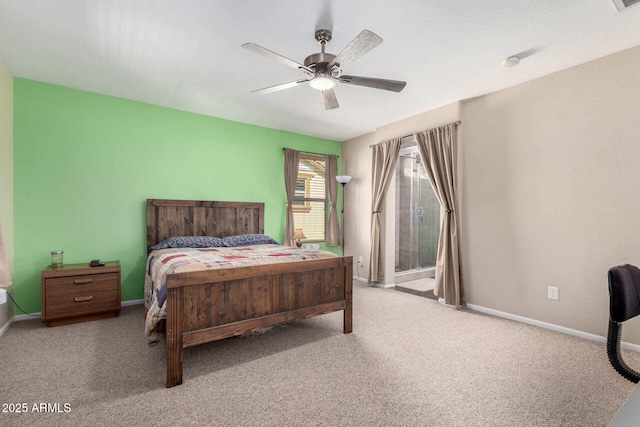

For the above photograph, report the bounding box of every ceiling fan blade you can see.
[328,29,383,69]
[242,43,314,73]
[322,88,339,110]
[339,75,406,92]
[252,80,310,95]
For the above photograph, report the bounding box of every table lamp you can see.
[293,228,306,248]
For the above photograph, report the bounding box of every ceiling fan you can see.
[242,29,406,110]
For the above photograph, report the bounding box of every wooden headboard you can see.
[146,199,265,251]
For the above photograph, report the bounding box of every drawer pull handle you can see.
[74,296,93,302]
[74,279,93,284]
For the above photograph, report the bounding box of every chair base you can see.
[607,319,640,383]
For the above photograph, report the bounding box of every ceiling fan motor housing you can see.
[304,52,339,75]
[305,29,341,77]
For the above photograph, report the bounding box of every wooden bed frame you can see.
[147,199,353,388]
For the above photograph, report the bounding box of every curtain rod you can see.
[369,120,461,148]
[282,148,339,158]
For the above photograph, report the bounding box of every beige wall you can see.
[341,132,375,280]
[343,44,640,345]
[461,44,640,344]
[0,58,14,328]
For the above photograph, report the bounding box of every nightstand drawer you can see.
[44,273,118,297]
[45,290,120,318]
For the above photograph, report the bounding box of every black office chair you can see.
[607,264,640,383]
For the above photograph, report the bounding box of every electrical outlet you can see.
[357,256,363,266]
[548,286,559,300]
[0,288,7,305]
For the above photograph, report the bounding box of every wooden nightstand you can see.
[41,261,121,326]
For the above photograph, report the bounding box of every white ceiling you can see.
[1,0,640,141]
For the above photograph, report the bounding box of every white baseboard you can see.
[372,282,395,289]
[121,299,144,307]
[467,303,640,353]
[14,312,40,321]
[354,276,396,288]
[438,298,458,308]
[10,294,637,354]
[353,275,394,288]
[0,318,12,338]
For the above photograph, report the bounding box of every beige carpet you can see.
[1,281,638,427]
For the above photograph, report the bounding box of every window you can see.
[292,154,327,242]
[293,172,313,213]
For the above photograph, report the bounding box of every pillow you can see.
[150,236,224,250]
[222,234,279,247]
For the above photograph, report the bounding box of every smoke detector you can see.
[502,56,520,67]
[612,0,640,11]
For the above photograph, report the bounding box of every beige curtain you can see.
[369,138,402,283]
[0,219,11,287]
[415,122,462,306]
[283,148,300,247]
[325,155,340,246]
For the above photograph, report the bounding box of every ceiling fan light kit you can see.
[309,75,336,91]
[242,28,406,110]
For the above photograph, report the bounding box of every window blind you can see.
[292,155,327,242]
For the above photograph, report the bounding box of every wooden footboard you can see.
[165,256,353,388]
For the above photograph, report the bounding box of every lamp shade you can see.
[293,228,306,240]
[336,175,352,184]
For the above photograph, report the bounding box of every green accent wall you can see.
[13,79,341,313]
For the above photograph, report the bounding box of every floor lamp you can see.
[336,175,352,256]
